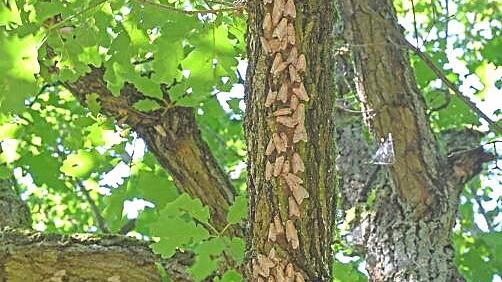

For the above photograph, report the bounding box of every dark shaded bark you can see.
[335,0,495,281]
[64,67,238,233]
[0,179,31,229]
[245,0,336,280]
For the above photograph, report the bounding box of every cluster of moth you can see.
[253,0,309,280]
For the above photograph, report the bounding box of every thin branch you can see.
[401,40,502,134]
[410,0,420,47]
[470,184,495,232]
[77,182,110,233]
[134,0,244,15]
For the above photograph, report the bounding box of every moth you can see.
[273,18,288,40]
[372,133,395,165]
[265,160,273,180]
[271,53,287,77]
[272,0,285,25]
[263,0,273,4]
[257,254,275,277]
[285,172,303,187]
[284,0,296,18]
[268,39,282,53]
[288,196,300,217]
[260,37,271,54]
[290,94,299,110]
[274,214,284,235]
[280,132,289,150]
[287,47,298,64]
[273,133,286,152]
[273,108,292,116]
[268,222,277,242]
[285,220,299,249]
[282,160,291,175]
[296,54,307,73]
[289,64,301,82]
[292,103,305,124]
[296,273,305,282]
[273,155,286,177]
[292,82,309,101]
[277,116,298,128]
[291,183,309,205]
[291,152,305,173]
[265,89,277,108]
[286,263,295,279]
[278,83,289,103]
[293,123,308,143]
[275,263,286,281]
[266,138,275,155]
[263,13,273,34]
[287,23,296,45]
[268,247,277,262]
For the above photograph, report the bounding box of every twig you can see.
[119,218,137,235]
[402,40,502,133]
[78,182,110,233]
[470,184,495,232]
[135,0,244,15]
[410,0,420,47]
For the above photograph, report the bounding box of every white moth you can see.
[285,220,299,249]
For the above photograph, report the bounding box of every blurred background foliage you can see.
[0,0,500,281]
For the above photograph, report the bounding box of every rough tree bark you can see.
[245,0,336,280]
[335,0,495,281]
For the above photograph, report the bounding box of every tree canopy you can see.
[0,0,500,281]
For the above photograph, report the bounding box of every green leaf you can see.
[60,150,96,178]
[85,93,101,115]
[0,30,39,113]
[189,237,226,280]
[218,270,243,282]
[227,194,247,224]
[133,99,161,112]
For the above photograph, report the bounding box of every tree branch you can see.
[63,66,240,233]
[0,228,194,282]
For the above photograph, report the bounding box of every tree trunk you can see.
[335,0,492,281]
[245,0,336,280]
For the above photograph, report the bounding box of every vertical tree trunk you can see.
[336,0,466,281]
[245,0,336,280]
